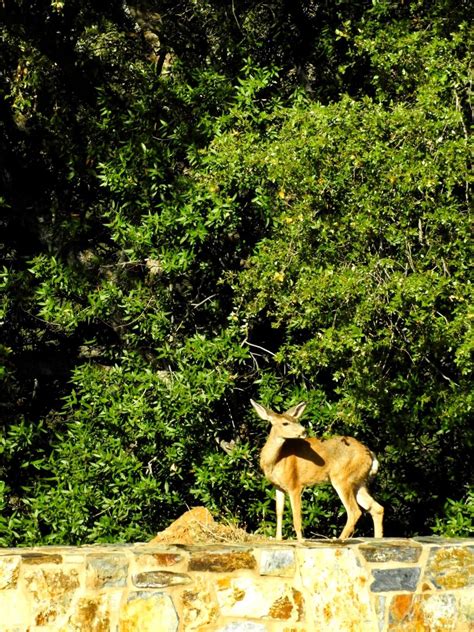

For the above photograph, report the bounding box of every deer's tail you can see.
[368,451,379,478]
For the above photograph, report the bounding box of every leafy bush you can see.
[433,487,474,538]
[1,1,472,544]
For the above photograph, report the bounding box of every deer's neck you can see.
[260,430,285,475]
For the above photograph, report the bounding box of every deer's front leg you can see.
[289,488,304,541]
[275,488,285,540]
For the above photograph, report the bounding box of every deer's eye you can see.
[282,422,289,426]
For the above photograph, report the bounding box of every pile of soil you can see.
[148,506,265,545]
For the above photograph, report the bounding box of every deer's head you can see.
[250,399,307,439]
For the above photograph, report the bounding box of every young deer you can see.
[251,399,384,540]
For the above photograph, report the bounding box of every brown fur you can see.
[251,399,384,540]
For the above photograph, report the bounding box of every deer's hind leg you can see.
[331,479,362,540]
[356,486,384,538]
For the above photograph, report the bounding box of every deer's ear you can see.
[250,399,272,421]
[285,402,307,419]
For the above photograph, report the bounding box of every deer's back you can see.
[274,435,375,491]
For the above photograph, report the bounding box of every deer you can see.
[250,399,384,541]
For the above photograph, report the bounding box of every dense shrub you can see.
[0,1,471,544]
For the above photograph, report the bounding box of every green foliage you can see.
[0,1,472,544]
[433,487,474,538]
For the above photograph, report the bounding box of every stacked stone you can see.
[0,538,473,630]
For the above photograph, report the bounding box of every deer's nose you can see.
[300,430,307,439]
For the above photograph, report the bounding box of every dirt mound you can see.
[149,506,264,545]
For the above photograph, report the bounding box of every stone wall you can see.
[0,538,473,631]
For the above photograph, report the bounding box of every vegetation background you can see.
[0,0,472,545]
